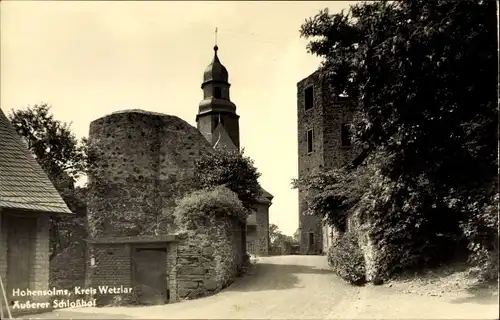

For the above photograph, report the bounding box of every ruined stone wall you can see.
[176,215,245,300]
[87,110,214,238]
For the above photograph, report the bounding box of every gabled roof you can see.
[259,186,273,201]
[256,185,273,206]
[0,108,72,214]
[213,122,237,151]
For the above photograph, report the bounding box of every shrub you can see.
[327,232,366,285]
[461,192,499,281]
[174,186,248,230]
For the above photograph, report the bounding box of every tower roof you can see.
[203,45,228,84]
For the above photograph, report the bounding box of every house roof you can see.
[259,186,273,200]
[0,108,72,214]
[256,186,274,205]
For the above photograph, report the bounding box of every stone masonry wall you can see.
[87,109,214,238]
[175,215,245,300]
[297,70,359,254]
[297,70,325,253]
[255,202,270,256]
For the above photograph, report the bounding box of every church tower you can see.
[196,45,240,149]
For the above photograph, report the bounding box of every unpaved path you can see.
[27,255,498,319]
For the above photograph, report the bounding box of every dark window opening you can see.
[308,232,314,247]
[304,86,314,110]
[341,123,351,147]
[307,129,313,153]
[214,87,222,99]
[338,217,347,233]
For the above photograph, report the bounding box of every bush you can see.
[327,232,366,285]
[462,192,499,281]
[174,186,248,230]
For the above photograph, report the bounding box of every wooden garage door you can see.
[7,216,37,304]
[133,247,167,305]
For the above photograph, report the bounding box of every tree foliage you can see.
[9,103,88,181]
[297,0,497,279]
[269,223,296,249]
[194,148,261,210]
[9,104,88,259]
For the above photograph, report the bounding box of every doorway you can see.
[133,247,167,305]
[308,232,314,251]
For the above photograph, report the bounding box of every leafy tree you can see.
[269,223,295,248]
[297,0,497,278]
[268,223,282,245]
[9,104,88,259]
[194,147,261,210]
[9,103,88,181]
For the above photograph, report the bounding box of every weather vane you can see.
[215,27,218,46]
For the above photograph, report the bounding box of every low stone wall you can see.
[176,215,245,300]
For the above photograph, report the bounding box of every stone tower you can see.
[196,45,240,149]
[297,70,356,254]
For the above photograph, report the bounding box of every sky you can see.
[1,1,357,236]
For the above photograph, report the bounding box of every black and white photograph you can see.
[0,1,498,319]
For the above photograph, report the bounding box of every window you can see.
[214,87,222,99]
[304,86,314,110]
[306,129,313,153]
[341,123,351,147]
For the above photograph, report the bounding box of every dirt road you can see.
[29,255,499,319]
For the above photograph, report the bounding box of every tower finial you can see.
[214,27,218,51]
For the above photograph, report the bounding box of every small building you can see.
[0,108,72,315]
[246,188,273,256]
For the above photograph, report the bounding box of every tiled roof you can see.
[0,108,72,214]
